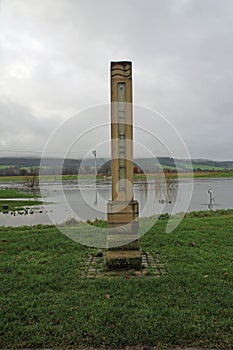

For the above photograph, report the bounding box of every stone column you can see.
[106,61,141,270]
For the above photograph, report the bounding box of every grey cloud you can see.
[0,0,232,159]
[0,96,57,153]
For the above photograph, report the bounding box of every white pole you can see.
[92,150,97,176]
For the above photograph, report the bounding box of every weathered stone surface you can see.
[108,240,140,251]
[106,61,141,271]
[106,250,142,270]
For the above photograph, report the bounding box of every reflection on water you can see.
[200,188,220,210]
[0,177,232,226]
[153,177,178,205]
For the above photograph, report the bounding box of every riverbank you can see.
[145,170,233,179]
[0,170,233,183]
[1,210,233,349]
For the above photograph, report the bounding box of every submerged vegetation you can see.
[0,189,41,213]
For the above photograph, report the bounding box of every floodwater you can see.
[0,177,232,227]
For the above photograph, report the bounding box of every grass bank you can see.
[0,189,39,199]
[0,189,42,212]
[145,170,233,179]
[1,211,233,349]
[0,170,233,183]
[192,170,233,178]
[0,200,42,212]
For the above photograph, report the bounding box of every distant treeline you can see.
[0,157,232,176]
[0,158,81,176]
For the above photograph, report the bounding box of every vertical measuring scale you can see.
[117,83,127,195]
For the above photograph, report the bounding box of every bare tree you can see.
[24,174,39,193]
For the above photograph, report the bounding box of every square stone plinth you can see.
[106,250,142,271]
[107,200,139,249]
[107,200,139,226]
[106,199,141,270]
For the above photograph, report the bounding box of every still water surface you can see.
[0,178,232,227]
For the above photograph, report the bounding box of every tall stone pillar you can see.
[106,61,141,270]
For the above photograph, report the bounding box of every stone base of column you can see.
[105,250,142,271]
[106,200,141,270]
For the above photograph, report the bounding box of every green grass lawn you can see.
[1,212,233,349]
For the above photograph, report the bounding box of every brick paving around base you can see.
[79,250,167,279]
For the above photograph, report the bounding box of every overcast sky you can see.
[0,0,233,160]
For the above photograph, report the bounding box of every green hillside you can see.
[0,156,232,175]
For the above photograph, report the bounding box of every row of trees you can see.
[0,166,81,177]
[0,166,39,177]
[0,164,229,178]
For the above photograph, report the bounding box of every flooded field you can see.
[0,177,232,226]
